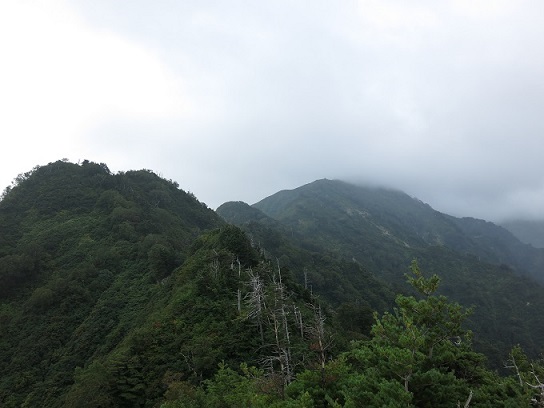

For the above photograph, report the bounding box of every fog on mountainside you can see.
[220,178,544,367]
[501,219,544,249]
[3,161,544,407]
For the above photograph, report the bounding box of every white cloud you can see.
[0,0,186,189]
[2,0,544,221]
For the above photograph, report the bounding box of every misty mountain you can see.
[3,162,544,406]
[1,161,329,406]
[501,219,544,249]
[0,160,235,406]
[218,178,544,366]
[248,179,544,283]
[216,200,397,312]
[0,161,385,406]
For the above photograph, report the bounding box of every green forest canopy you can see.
[1,160,544,407]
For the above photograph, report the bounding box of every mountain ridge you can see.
[218,178,544,366]
[3,162,544,406]
[246,178,544,283]
[0,161,383,406]
[501,219,544,248]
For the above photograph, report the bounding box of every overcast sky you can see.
[1,0,543,222]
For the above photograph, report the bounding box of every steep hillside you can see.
[0,160,221,297]
[501,219,544,248]
[217,201,397,310]
[2,161,381,407]
[219,179,544,365]
[252,179,544,282]
[4,163,544,406]
[213,201,279,227]
[0,160,226,406]
[447,216,544,280]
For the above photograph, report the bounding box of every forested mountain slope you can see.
[501,219,544,248]
[251,179,544,283]
[0,161,379,407]
[0,161,335,406]
[216,201,397,311]
[0,160,225,406]
[218,179,544,366]
[4,162,544,406]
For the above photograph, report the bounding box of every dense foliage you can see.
[0,162,364,406]
[160,262,544,407]
[249,179,544,284]
[219,179,544,366]
[2,162,544,406]
[0,160,223,406]
[502,219,544,249]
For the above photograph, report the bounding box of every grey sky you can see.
[1,0,543,221]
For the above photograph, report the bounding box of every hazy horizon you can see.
[2,1,544,222]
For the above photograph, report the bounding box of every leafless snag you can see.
[505,350,524,387]
[505,348,544,406]
[246,267,266,345]
[457,390,472,408]
[209,259,220,280]
[236,257,242,314]
[260,260,293,390]
[527,364,544,407]
[293,305,304,338]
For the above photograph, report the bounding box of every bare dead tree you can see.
[270,261,293,386]
[308,303,327,370]
[209,259,220,280]
[306,300,334,389]
[236,258,242,315]
[293,305,304,338]
[246,268,266,345]
[457,390,472,408]
[527,364,544,407]
[505,348,544,407]
[505,350,525,387]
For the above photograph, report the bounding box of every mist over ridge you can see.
[2,1,544,223]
